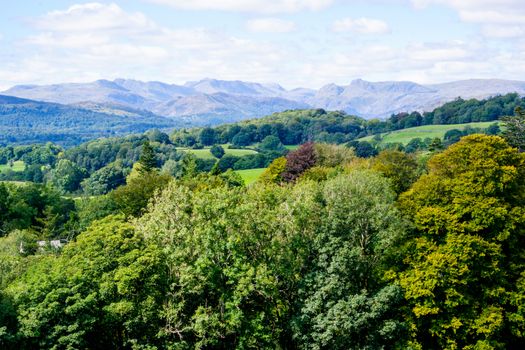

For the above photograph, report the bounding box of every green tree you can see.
[199,127,216,146]
[81,162,126,195]
[259,156,287,184]
[372,150,419,194]
[44,159,86,193]
[136,178,321,348]
[292,171,408,349]
[259,135,284,152]
[8,215,166,349]
[210,144,225,159]
[138,141,157,173]
[313,143,355,167]
[502,107,525,151]
[396,134,525,349]
[111,171,171,217]
[427,137,444,152]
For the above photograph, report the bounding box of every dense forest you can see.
[0,95,180,146]
[0,94,511,194]
[1,103,525,349]
[1,92,522,148]
[2,113,525,348]
[172,93,523,145]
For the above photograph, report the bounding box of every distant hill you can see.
[0,95,180,146]
[4,78,525,123]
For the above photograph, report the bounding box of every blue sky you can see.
[0,0,524,89]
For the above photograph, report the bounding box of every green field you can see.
[0,180,28,186]
[235,168,266,185]
[177,146,258,159]
[359,121,499,145]
[284,145,299,150]
[0,160,25,173]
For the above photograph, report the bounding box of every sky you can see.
[0,0,524,90]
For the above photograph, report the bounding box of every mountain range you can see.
[3,78,525,124]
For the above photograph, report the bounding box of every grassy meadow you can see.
[359,121,499,145]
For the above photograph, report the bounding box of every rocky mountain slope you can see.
[4,78,525,122]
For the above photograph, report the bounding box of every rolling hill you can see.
[359,121,499,145]
[0,95,180,146]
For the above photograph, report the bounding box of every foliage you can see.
[292,171,408,349]
[8,215,167,349]
[138,141,158,173]
[282,142,317,182]
[44,159,86,193]
[133,172,328,347]
[502,107,525,152]
[210,144,225,158]
[81,162,127,195]
[372,150,419,194]
[396,134,525,349]
[0,182,75,238]
[313,143,355,167]
[258,135,285,152]
[347,140,378,158]
[259,157,287,184]
[111,171,171,217]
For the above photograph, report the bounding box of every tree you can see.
[199,127,216,146]
[396,134,525,349]
[81,162,126,195]
[9,216,166,349]
[231,131,252,147]
[427,137,444,152]
[146,129,170,144]
[347,141,378,158]
[259,157,287,184]
[216,155,239,172]
[111,171,171,217]
[136,177,322,348]
[44,159,86,193]
[210,144,225,159]
[314,143,355,167]
[282,142,317,182]
[259,135,284,152]
[292,172,408,349]
[138,141,157,173]
[372,150,419,194]
[502,107,525,151]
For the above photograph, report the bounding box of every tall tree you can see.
[502,107,525,152]
[138,141,157,173]
[292,171,408,349]
[396,134,525,349]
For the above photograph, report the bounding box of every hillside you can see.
[359,121,499,145]
[3,78,525,123]
[0,95,180,146]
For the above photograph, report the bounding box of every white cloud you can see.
[1,3,299,88]
[411,0,525,38]
[246,18,296,33]
[34,3,157,33]
[332,17,390,34]
[147,0,333,13]
[2,1,525,91]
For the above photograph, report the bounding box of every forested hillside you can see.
[1,122,525,348]
[0,95,180,146]
[172,93,523,147]
[0,95,511,192]
[0,93,521,148]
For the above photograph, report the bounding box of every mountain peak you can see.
[3,77,525,121]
